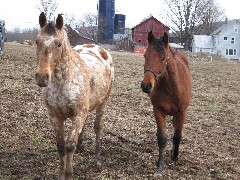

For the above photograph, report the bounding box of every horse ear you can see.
[148,31,155,44]
[162,32,169,46]
[39,12,47,28]
[56,14,63,30]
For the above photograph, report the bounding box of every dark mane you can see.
[44,22,56,34]
[153,38,166,55]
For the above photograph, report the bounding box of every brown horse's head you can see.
[35,12,64,87]
[141,31,169,93]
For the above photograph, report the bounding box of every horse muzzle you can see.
[35,73,49,87]
[141,81,152,93]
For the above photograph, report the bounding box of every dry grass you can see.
[0,43,239,179]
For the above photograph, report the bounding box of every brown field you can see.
[0,43,239,179]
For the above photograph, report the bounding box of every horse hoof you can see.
[171,156,178,161]
[94,161,102,172]
[153,170,163,177]
[76,144,84,153]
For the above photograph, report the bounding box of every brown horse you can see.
[141,31,192,175]
[35,12,114,179]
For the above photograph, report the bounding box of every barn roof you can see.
[131,15,169,30]
[193,35,214,48]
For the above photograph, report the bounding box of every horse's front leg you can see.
[153,106,167,175]
[50,116,66,180]
[65,110,88,180]
[171,111,187,161]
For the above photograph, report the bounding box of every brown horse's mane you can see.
[44,22,56,34]
[153,38,166,55]
[169,46,177,58]
[152,37,181,59]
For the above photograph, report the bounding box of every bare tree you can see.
[38,0,58,21]
[64,13,77,28]
[6,28,39,43]
[161,0,225,49]
[197,0,225,35]
[77,13,98,41]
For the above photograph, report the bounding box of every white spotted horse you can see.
[35,12,114,179]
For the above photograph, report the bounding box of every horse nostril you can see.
[45,74,49,81]
[141,81,152,93]
[148,82,152,90]
[35,73,49,87]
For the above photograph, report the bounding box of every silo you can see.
[114,14,126,34]
[98,0,115,42]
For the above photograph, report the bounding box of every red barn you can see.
[132,16,169,47]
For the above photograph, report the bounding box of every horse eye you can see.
[57,43,62,48]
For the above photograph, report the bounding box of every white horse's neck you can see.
[52,31,82,84]
[61,31,74,62]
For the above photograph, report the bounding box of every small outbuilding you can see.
[65,25,95,47]
[192,35,214,53]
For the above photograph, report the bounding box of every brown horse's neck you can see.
[160,48,179,89]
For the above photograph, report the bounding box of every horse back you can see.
[74,44,114,110]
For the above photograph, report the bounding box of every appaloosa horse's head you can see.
[141,31,169,93]
[35,12,64,87]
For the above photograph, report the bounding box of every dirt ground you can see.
[0,43,239,179]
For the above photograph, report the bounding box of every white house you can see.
[192,19,240,60]
[192,35,214,53]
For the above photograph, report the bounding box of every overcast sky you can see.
[0,0,240,31]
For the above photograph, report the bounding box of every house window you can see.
[226,49,237,55]
[234,28,238,33]
[231,37,235,44]
[224,37,227,41]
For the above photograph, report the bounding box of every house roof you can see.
[131,15,169,30]
[211,19,240,35]
[193,35,213,48]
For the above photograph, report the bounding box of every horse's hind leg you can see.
[171,111,187,161]
[94,105,105,169]
[76,120,87,153]
[153,107,167,174]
